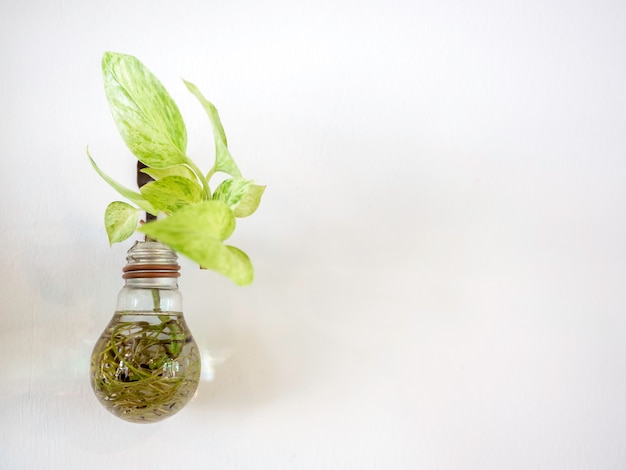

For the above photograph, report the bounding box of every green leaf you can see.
[102,51,188,169]
[140,176,203,215]
[104,201,140,245]
[141,200,235,241]
[183,80,241,177]
[88,149,158,215]
[212,178,253,209]
[212,179,265,217]
[233,184,266,218]
[138,201,253,285]
[141,165,198,182]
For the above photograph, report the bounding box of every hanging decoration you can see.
[88,52,265,422]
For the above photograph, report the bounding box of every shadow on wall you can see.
[192,328,276,410]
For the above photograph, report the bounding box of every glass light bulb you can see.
[90,241,201,423]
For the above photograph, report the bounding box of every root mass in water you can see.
[90,312,201,423]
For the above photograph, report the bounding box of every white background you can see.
[1,0,626,468]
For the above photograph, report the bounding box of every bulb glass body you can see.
[90,242,201,423]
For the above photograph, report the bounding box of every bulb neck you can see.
[116,242,183,313]
[122,241,180,283]
[124,277,179,289]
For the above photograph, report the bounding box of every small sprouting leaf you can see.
[88,150,158,215]
[138,201,253,285]
[233,184,266,218]
[102,51,188,169]
[140,176,203,214]
[183,80,241,178]
[141,165,198,182]
[104,201,139,245]
[212,178,253,209]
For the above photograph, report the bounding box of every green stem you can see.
[205,167,216,184]
[186,159,211,199]
[151,289,161,313]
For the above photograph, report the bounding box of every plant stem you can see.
[151,288,162,313]
[186,159,211,199]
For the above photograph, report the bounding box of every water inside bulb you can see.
[90,242,201,423]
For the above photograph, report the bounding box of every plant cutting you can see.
[88,52,264,422]
[89,51,264,284]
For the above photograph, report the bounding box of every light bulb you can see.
[90,241,201,423]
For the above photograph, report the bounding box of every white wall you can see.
[2,0,626,468]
